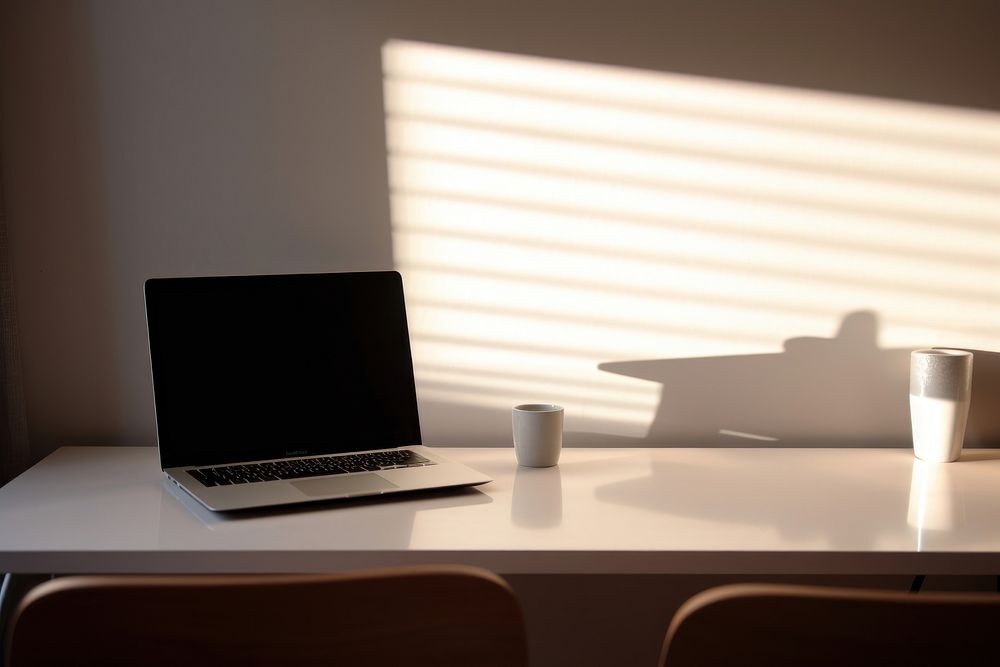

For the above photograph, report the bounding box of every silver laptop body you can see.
[145,271,490,512]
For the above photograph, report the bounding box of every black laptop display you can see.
[146,271,421,469]
[144,271,488,511]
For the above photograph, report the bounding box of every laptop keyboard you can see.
[186,450,434,487]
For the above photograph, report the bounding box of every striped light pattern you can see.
[383,40,1000,444]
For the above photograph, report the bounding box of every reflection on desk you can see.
[512,466,562,528]
[1,447,999,575]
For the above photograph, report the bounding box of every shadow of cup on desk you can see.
[511,466,563,528]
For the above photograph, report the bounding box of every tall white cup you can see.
[512,404,563,468]
[909,349,973,463]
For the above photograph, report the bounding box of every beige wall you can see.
[3,0,1000,459]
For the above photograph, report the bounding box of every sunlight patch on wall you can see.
[383,40,1000,443]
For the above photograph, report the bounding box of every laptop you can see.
[144,270,491,511]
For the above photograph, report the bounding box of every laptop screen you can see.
[145,271,422,469]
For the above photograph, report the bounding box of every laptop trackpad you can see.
[292,474,398,497]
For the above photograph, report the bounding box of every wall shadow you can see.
[2,1,124,461]
[953,348,1000,449]
[570,311,1000,448]
[380,1,1000,113]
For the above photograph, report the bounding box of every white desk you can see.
[1,446,999,575]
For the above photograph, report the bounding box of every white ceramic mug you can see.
[909,348,973,463]
[512,404,563,468]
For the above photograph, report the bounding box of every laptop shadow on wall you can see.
[572,311,927,448]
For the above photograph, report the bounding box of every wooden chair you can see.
[660,582,1000,667]
[5,565,527,667]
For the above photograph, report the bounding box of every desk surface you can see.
[1,446,999,575]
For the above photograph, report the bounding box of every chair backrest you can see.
[660,582,1000,667]
[6,565,527,667]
